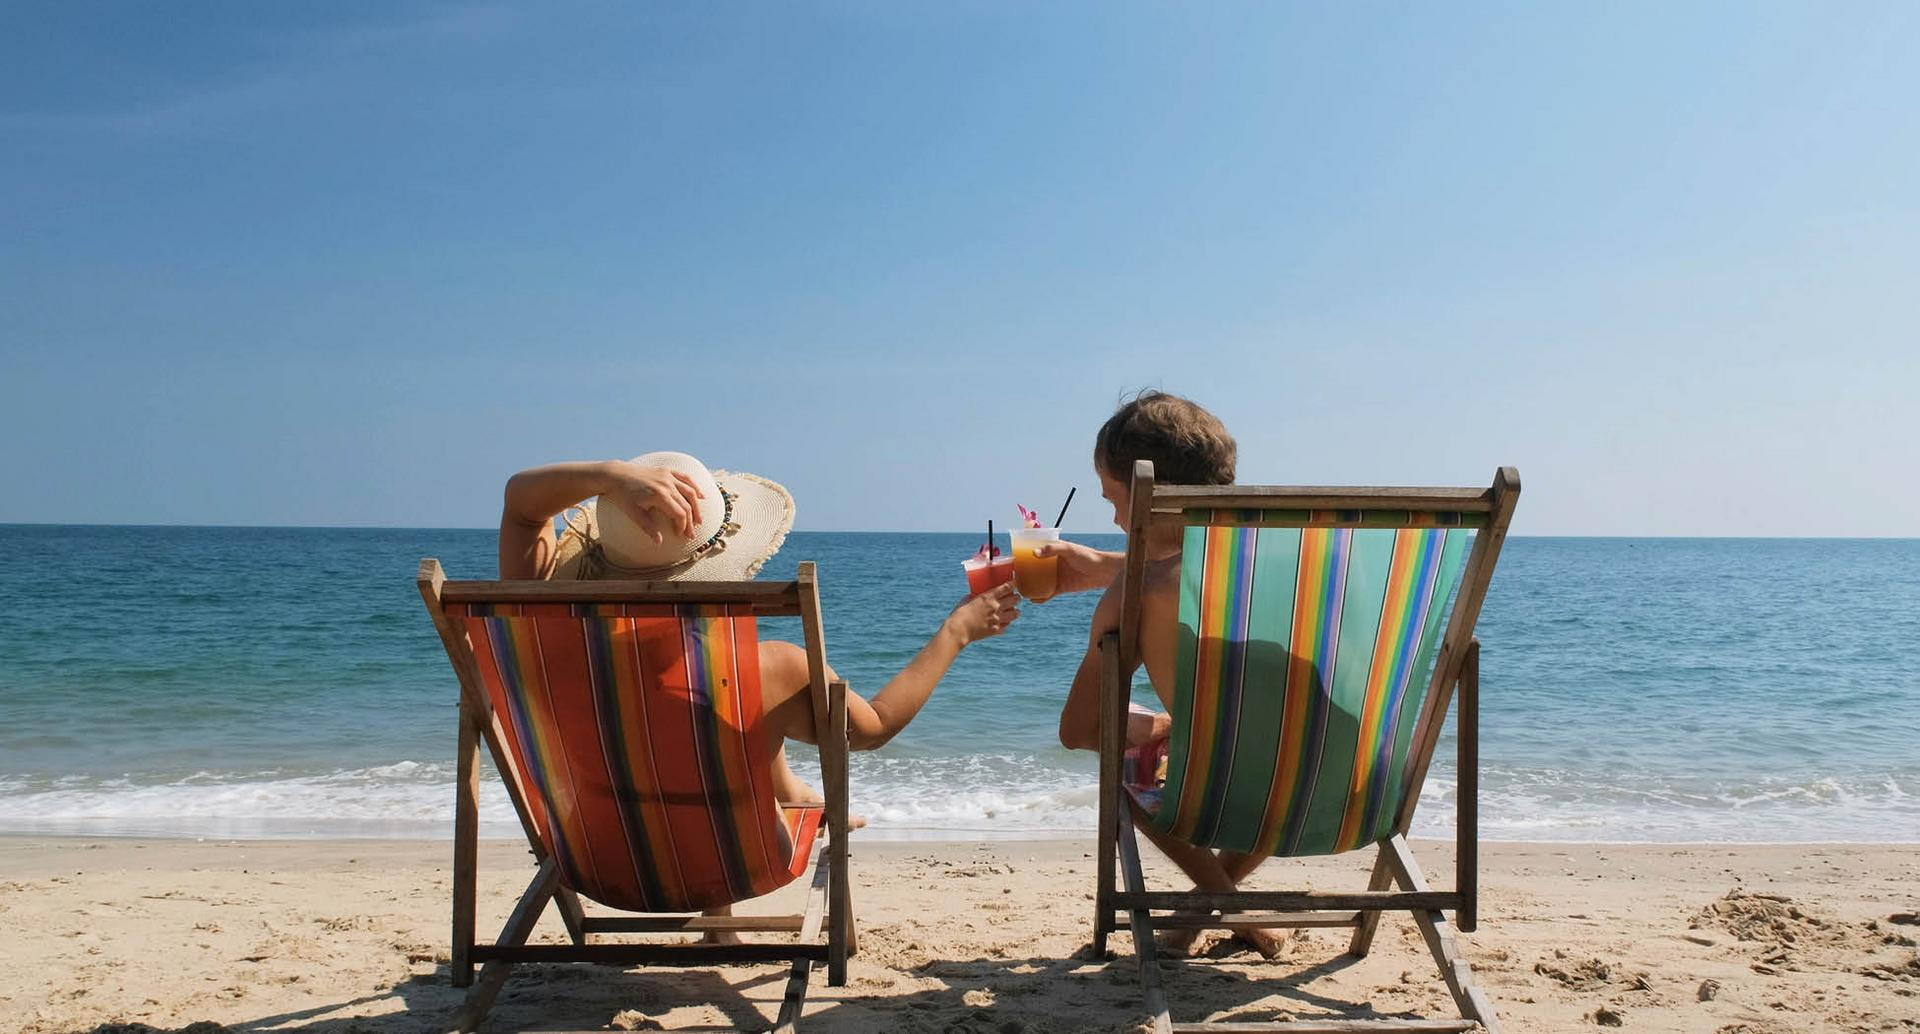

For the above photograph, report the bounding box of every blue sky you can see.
[3,2,1915,535]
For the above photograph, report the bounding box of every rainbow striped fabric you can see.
[1133,525,1471,858]
[451,602,820,913]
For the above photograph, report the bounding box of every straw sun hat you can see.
[550,452,794,581]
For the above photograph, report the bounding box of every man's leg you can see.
[1221,850,1264,883]
[1130,803,1281,958]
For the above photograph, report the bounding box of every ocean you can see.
[1,526,1915,844]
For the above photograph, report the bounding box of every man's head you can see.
[1092,390,1236,528]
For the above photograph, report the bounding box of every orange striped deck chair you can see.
[417,559,853,1033]
[1093,463,1520,1034]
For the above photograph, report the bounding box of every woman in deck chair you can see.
[496,451,1019,887]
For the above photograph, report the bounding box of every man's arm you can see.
[1033,539,1125,595]
[1059,578,1173,751]
[1058,584,1123,750]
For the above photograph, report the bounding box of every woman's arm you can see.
[764,585,1021,751]
[844,585,1020,749]
[498,460,705,579]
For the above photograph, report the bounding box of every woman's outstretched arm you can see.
[763,585,1022,751]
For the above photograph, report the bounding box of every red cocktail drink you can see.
[962,552,1015,596]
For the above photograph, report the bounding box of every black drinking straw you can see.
[1053,487,1076,528]
[987,519,994,556]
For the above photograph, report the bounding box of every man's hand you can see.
[600,461,705,543]
[942,583,1022,645]
[1033,538,1123,595]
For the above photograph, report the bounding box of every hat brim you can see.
[549,469,794,582]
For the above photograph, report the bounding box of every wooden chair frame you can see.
[1092,464,1519,1034]
[417,559,855,1033]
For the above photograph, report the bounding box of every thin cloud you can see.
[0,4,519,139]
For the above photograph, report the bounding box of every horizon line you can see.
[1,521,1916,541]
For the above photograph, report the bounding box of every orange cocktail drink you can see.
[1008,527,1060,602]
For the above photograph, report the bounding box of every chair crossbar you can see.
[471,943,831,966]
[1116,890,1458,912]
[1128,910,1365,930]
[1171,1020,1480,1033]
[438,577,802,606]
[579,914,806,934]
[1153,485,1494,511]
[1121,909,1367,936]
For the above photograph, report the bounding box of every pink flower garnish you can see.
[1017,504,1042,529]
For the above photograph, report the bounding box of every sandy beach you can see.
[3,836,1915,1033]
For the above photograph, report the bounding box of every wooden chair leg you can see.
[554,886,587,945]
[451,709,481,988]
[1346,842,1395,957]
[1456,640,1480,934]
[1386,835,1502,1034]
[771,957,813,1034]
[825,678,852,988]
[1094,631,1122,955]
[1116,804,1173,1034]
[448,859,558,1034]
[827,852,850,987]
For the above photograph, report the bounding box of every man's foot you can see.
[1153,920,1205,957]
[1158,922,1283,959]
[1229,926,1284,959]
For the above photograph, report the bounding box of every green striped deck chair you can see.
[417,560,853,1034]
[1094,463,1519,1034]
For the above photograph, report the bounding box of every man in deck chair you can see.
[1040,393,1282,956]
[497,451,1020,931]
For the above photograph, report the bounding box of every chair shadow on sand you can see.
[76,934,1466,1034]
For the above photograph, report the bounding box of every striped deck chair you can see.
[1093,463,1519,1034]
[417,560,853,1034]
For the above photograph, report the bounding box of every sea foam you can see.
[1,758,1914,843]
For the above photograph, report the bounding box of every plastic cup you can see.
[1008,527,1061,602]
[962,554,1015,596]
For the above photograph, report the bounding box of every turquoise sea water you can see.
[1,526,1915,843]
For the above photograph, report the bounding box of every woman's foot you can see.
[699,905,741,945]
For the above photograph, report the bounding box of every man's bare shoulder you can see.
[1088,556,1181,637]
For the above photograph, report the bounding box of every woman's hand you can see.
[942,583,1022,646]
[599,461,705,543]
[1033,538,1123,595]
